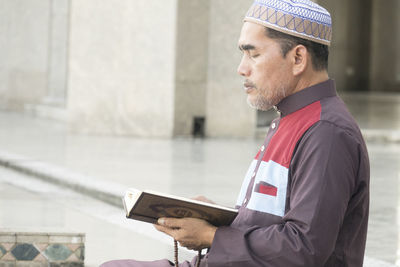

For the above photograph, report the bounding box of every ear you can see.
[291,45,308,76]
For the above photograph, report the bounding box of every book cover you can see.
[123,188,238,227]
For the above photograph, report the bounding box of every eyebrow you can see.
[239,44,256,51]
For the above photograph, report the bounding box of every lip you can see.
[244,86,255,94]
[243,82,256,94]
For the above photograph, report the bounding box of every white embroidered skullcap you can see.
[244,0,332,46]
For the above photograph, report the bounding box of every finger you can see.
[154,224,166,231]
[158,218,183,229]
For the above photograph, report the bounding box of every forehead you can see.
[238,22,271,48]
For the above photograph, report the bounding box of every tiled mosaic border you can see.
[0,231,85,267]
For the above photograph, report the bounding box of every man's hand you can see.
[154,217,217,251]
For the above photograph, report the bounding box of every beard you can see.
[247,84,289,111]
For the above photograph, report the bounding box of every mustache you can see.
[244,80,256,88]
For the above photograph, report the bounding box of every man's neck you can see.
[291,71,329,95]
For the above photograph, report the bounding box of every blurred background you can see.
[0,0,400,266]
[1,0,399,138]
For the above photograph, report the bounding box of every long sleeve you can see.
[206,121,367,267]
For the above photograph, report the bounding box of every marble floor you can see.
[0,139,399,266]
[0,168,195,267]
[366,142,400,264]
[0,140,399,266]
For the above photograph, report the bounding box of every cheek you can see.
[253,61,278,88]
[260,57,291,82]
[253,60,271,80]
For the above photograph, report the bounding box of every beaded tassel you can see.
[196,250,201,267]
[173,240,202,267]
[174,240,179,267]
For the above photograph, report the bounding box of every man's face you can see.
[238,22,295,111]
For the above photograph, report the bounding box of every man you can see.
[102,0,369,266]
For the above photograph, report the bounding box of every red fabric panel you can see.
[263,101,322,168]
[259,184,278,197]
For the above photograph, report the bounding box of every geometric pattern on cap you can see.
[245,0,332,45]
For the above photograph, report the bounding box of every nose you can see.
[237,55,251,77]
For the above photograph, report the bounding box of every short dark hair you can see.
[265,28,329,71]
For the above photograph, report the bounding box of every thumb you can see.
[157,218,166,226]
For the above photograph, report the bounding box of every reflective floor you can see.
[0,141,399,266]
[0,168,195,267]
[366,143,400,264]
[0,93,399,267]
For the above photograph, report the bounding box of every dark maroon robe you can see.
[101,79,370,267]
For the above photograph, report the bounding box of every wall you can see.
[67,0,178,137]
[319,0,372,92]
[173,0,210,137]
[206,0,256,138]
[46,0,70,106]
[369,0,400,92]
[0,0,50,110]
[1,0,399,138]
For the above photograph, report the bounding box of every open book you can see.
[122,188,238,226]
